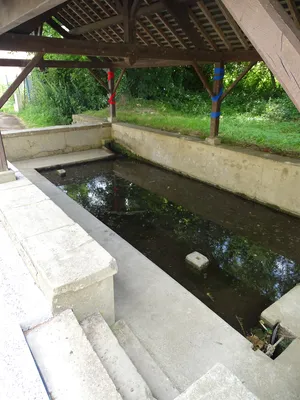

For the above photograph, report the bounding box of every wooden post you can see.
[107,68,116,122]
[0,132,8,172]
[207,61,224,145]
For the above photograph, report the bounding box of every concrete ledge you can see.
[0,170,15,184]
[3,123,111,161]
[0,181,117,323]
[261,284,300,337]
[112,123,300,217]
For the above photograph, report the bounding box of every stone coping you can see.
[2,122,111,138]
[0,177,117,322]
[112,122,300,166]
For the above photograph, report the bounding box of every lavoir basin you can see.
[42,158,300,334]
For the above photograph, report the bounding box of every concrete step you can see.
[112,319,180,400]
[174,363,259,400]
[0,308,49,400]
[81,313,154,400]
[25,309,122,400]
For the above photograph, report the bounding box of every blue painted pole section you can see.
[210,62,224,138]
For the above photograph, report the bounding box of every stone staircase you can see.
[23,309,258,400]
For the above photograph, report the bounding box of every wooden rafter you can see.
[161,0,206,49]
[215,0,249,49]
[189,9,218,51]
[0,33,262,62]
[197,1,232,50]
[144,15,173,47]
[138,20,160,46]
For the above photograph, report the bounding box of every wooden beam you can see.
[192,62,213,97]
[0,0,67,35]
[114,68,126,92]
[124,0,136,44]
[89,70,109,92]
[131,0,143,18]
[0,58,114,69]
[0,133,8,172]
[221,62,257,101]
[0,33,262,62]
[0,53,44,109]
[220,0,300,111]
[210,61,224,138]
[286,0,300,29]
[0,57,213,69]
[161,0,206,49]
[215,0,249,49]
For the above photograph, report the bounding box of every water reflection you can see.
[43,159,300,333]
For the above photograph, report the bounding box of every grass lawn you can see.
[85,99,300,157]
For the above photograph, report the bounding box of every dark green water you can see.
[42,158,300,334]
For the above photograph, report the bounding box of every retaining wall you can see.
[3,123,111,161]
[112,123,300,217]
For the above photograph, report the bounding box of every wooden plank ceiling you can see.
[2,0,300,65]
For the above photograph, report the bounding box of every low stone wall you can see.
[3,122,111,161]
[112,123,300,217]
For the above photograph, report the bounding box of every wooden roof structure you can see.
[0,0,299,67]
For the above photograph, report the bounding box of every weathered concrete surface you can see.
[73,113,107,124]
[26,309,122,400]
[0,169,15,183]
[0,217,52,331]
[112,123,300,217]
[261,284,300,337]
[0,307,48,400]
[3,122,111,161]
[82,313,154,400]
[22,223,117,323]
[14,148,115,170]
[276,338,300,372]
[112,320,180,400]
[0,180,117,323]
[175,363,258,400]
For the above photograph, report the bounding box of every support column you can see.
[206,62,224,145]
[107,68,116,122]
